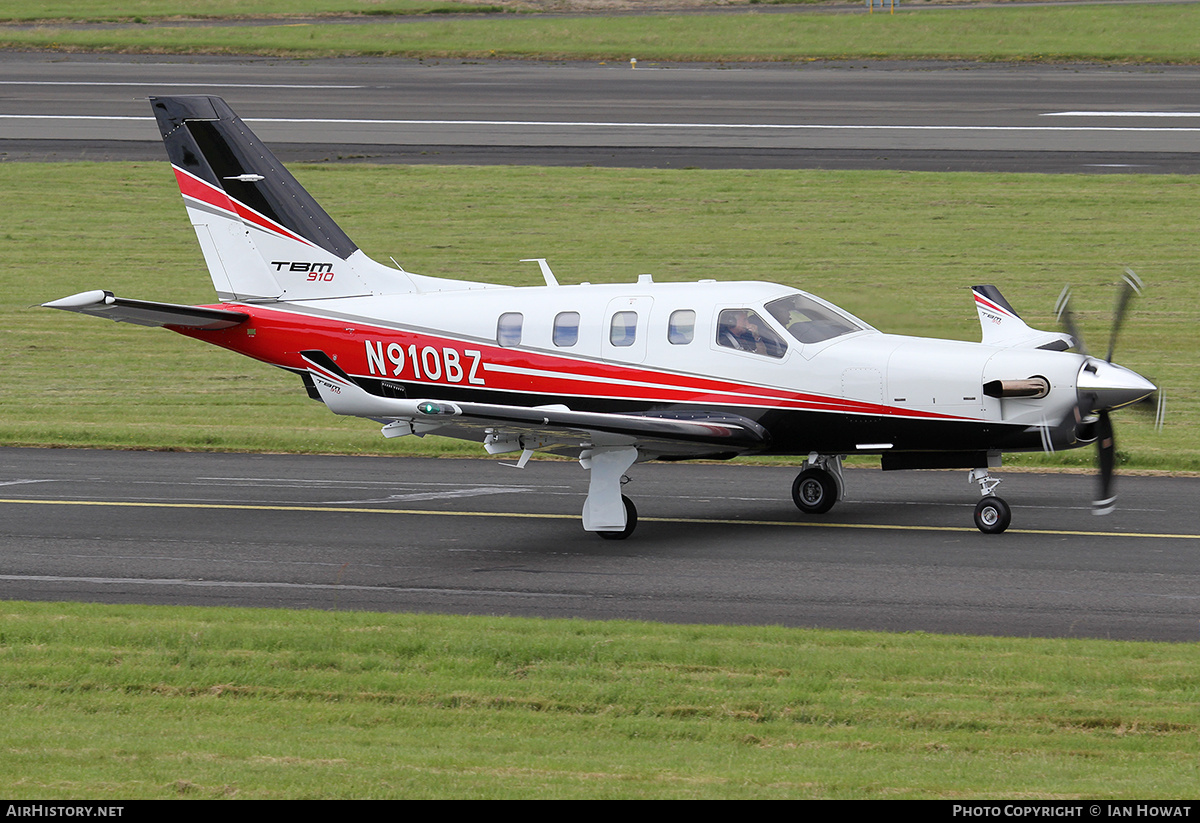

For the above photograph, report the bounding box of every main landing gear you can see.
[581,446,640,540]
[969,467,1011,534]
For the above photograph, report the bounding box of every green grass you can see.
[0,1,495,22]
[3,5,1200,63]
[2,600,1198,798]
[7,162,1196,468]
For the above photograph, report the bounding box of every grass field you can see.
[3,4,1200,64]
[0,0,497,21]
[7,162,1196,468]
[3,600,1199,799]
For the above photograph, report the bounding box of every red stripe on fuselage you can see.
[172,303,972,421]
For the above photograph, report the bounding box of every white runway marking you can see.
[5,114,1200,134]
[322,486,538,504]
[0,115,151,121]
[1044,111,1200,118]
[253,118,1200,134]
[0,81,362,89]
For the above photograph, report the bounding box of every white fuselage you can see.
[228,277,1087,457]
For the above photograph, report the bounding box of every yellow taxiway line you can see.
[2,497,1197,540]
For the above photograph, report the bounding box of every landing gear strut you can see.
[968,467,1011,534]
[581,446,640,539]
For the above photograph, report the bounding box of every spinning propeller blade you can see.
[1094,410,1116,516]
[1054,285,1088,356]
[1105,268,1143,364]
[1056,271,1158,516]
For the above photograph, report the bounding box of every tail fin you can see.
[151,95,420,302]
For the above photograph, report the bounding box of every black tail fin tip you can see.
[972,285,1021,318]
[149,95,357,260]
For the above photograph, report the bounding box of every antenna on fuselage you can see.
[521,258,559,287]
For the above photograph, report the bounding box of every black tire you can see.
[597,495,638,540]
[973,496,1011,534]
[792,468,837,515]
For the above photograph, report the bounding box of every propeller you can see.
[1055,285,1088,357]
[1106,269,1142,364]
[1056,270,1159,515]
[1139,389,1167,432]
[1094,409,1116,515]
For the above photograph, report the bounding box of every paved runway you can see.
[4,52,1200,172]
[2,448,1197,641]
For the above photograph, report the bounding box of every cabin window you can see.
[609,311,638,347]
[553,311,580,347]
[716,309,787,358]
[497,312,523,347]
[668,310,696,345]
[766,294,863,344]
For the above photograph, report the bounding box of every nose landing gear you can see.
[969,467,1011,534]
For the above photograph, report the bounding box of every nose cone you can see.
[1077,358,1157,413]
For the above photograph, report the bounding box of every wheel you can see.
[973,496,1011,534]
[597,495,637,540]
[791,468,837,515]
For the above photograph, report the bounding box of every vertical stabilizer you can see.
[150,95,416,302]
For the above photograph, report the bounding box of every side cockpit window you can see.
[716,309,787,358]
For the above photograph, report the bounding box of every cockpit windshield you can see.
[765,293,865,345]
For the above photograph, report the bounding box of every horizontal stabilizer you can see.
[42,290,248,329]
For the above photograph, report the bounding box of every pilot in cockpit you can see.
[718,309,786,358]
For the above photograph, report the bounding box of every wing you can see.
[301,351,768,460]
[43,290,248,330]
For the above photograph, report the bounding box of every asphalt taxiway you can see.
[2,448,1197,641]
